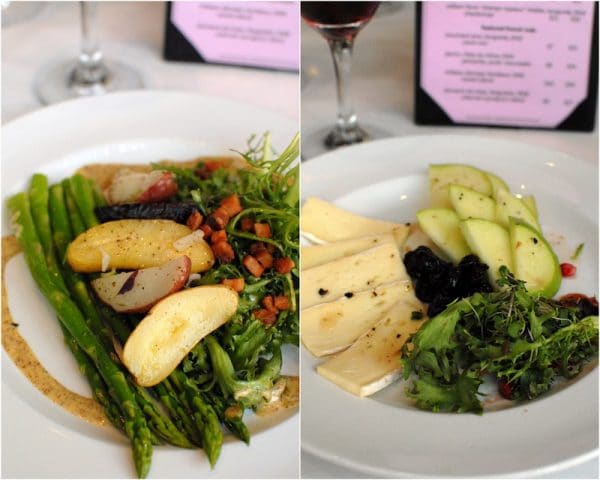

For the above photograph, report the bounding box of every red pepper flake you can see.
[560,262,577,277]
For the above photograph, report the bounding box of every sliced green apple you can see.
[448,184,496,221]
[416,208,470,263]
[521,195,539,220]
[495,188,540,231]
[459,218,513,286]
[485,171,509,199]
[509,218,561,297]
[429,164,492,208]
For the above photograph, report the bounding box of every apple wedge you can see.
[91,256,191,313]
[429,164,492,208]
[448,184,496,221]
[522,195,539,220]
[509,218,561,297]
[416,208,470,263]
[460,218,513,286]
[107,169,178,205]
[495,188,540,231]
[67,219,214,273]
[485,170,509,199]
[123,285,238,387]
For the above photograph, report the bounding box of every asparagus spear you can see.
[29,175,68,294]
[48,183,113,349]
[51,180,196,449]
[62,179,86,236]
[169,369,224,467]
[88,177,107,207]
[8,192,153,478]
[203,391,250,444]
[68,174,99,230]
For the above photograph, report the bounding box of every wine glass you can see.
[301,1,382,154]
[34,2,143,105]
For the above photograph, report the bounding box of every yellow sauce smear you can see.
[2,235,106,426]
[256,375,300,416]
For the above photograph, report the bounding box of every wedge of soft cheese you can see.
[301,280,410,357]
[301,233,396,270]
[300,242,407,310]
[300,197,409,244]
[316,289,426,397]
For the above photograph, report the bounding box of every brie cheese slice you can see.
[301,280,411,357]
[300,197,409,243]
[301,233,396,271]
[316,291,426,397]
[300,242,407,310]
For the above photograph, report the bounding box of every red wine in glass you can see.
[301,2,381,152]
[301,2,380,41]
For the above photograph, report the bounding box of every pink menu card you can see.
[167,1,299,71]
[416,2,597,130]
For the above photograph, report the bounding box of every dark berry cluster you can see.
[404,246,493,317]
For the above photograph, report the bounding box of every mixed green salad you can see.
[402,267,598,413]
[7,133,299,477]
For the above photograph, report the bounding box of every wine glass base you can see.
[324,125,369,148]
[302,123,391,160]
[34,59,144,105]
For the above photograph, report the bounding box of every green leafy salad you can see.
[401,267,598,413]
[7,133,299,477]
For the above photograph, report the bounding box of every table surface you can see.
[2,2,598,479]
[301,2,598,479]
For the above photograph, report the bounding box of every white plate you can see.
[301,135,598,478]
[1,91,299,478]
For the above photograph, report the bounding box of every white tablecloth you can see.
[301,3,598,479]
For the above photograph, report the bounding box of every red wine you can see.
[301,2,380,41]
[301,2,380,25]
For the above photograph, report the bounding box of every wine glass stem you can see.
[74,1,108,85]
[328,38,359,133]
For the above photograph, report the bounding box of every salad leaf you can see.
[402,267,598,413]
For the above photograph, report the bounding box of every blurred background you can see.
[1,1,299,123]
[301,2,597,162]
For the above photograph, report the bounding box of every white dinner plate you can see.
[1,91,299,478]
[301,135,598,478]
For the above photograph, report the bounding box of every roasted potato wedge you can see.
[91,256,191,313]
[67,219,214,273]
[122,285,239,386]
